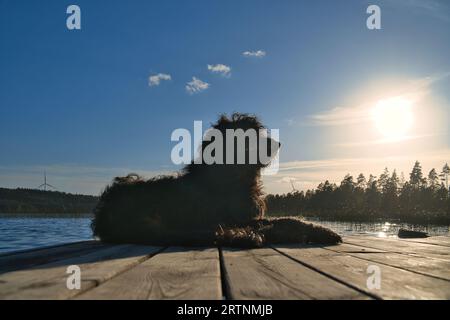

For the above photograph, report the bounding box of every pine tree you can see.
[367,174,377,189]
[356,173,367,190]
[410,161,425,188]
[390,170,400,193]
[428,168,439,190]
[379,168,390,193]
[399,172,406,188]
[440,163,450,189]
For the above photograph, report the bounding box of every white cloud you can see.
[242,50,266,58]
[207,64,231,77]
[185,77,210,94]
[148,73,171,87]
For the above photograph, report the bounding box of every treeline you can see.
[0,188,98,214]
[266,161,450,224]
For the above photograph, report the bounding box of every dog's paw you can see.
[215,225,265,248]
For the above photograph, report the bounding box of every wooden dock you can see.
[1,235,449,299]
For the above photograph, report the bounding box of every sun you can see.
[371,96,414,141]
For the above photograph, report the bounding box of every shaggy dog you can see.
[92,113,341,247]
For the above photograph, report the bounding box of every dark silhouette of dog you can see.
[92,113,341,247]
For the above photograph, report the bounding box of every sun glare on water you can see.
[372,96,414,141]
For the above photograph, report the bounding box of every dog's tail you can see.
[91,174,146,243]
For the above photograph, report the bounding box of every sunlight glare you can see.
[372,96,414,141]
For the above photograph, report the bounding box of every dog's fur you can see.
[92,113,341,247]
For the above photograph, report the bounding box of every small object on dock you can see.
[398,228,428,238]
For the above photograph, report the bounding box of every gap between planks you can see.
[219,247,372,300]
[0,244,163,299]
[329,242,450,282]
[76,247,222,300]
[273,244,450,299]
[344,236,450,261]
[2,236,450,300]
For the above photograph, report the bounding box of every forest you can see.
[266,161,450,224]
[0,188,98,214]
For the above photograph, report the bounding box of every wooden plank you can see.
[221,247,370,300]
[0,241,105,274]
[344,236,450,260]
[0,241,96,258]
[77,247,221,300]
[275,245,450,299]
[0,244,161,299]
[325,242,450,281]
[399,236,450,247]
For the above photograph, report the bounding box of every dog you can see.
[92,113,341,246]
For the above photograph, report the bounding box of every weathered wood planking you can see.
[325,243,450,281]
[0,244,161,299]
[344,236,450,260]
[0,241,105,274]
[399,236,450,247]
[275,245,450,299]
[76,247,221,300]
[1,235,449,300]
[221,247,370,300]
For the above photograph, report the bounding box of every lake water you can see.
[0,214,449,254]
[0,214,94,254]
[305,218,450,239]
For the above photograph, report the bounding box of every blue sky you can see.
[1,0,449,194]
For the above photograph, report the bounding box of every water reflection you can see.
[0,214,93,254]
[305,218,450,238]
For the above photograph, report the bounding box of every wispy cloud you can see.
[186,77,210,94]
[333,132,446,148]
[148,73,171,87]
[309,105,371,126]
[285,119,296,126]
[207,64,231,77]
[242,50,266,58]
[308,73,449,127]
[382,0,450,22]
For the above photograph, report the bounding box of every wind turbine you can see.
[37,171,56,191]
[290,178,298,193]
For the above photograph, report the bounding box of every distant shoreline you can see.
[0,212,94,217]
[0,187,98,214]
[1,186,449,226]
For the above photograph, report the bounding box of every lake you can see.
[0,214,94,254]
[0,214,449,254]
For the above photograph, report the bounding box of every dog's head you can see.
[184,113,278,224]
[200,113,280,169]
